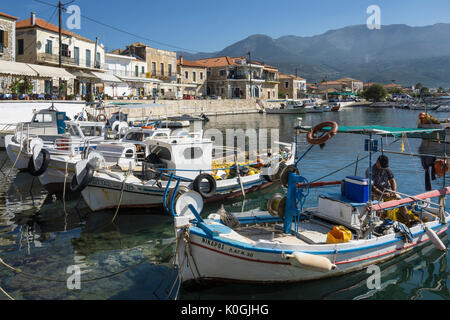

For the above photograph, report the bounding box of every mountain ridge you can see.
[179,23,450,87]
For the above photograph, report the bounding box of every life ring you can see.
[27,149,50,177]
[165,186,190,211]
[193,173,217,198]
[70,163,94,192]
[96,114,107,122]
[280,165,299,188]
[307,121,339,145]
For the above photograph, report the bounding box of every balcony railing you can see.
[37,53,104,69]
[107,70,149,78]
[150,71,177,82]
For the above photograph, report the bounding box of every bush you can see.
[363,84,388,102]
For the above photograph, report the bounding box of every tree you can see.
[363,83,388,102]
[415,83,423,90]
[388,87,404,95]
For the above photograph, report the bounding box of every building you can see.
[0,11,18,62]
[104,52,160,98]
[15,12,106,98]
[117,43,179,98]
[278,73,307,99]
[336,78,364,93]
[177,56,207,97]
[194,56,265,99]
[262,65,279,100]
[317,80,346,93]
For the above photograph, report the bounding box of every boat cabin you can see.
[144,135,213,181]
[21,107,69,136]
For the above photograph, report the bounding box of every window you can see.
[219,69,225,77]
[74,47,80,65]
[61,44,69,57]
[18,39,24,55]
[135,66,139,77]
[86,49,91,67]
[33,113,53,123]
[152,62,156,75]
[0,30,4,51]
[185,71,189,80]
[160,63,164,76]
[193,71,196,82]
[45,40,53,54]
[96,52,101,67]
[142,66,145,75]
[200,72,204,80]
[284,81,289,89]
[183,147,203,160]
[168,64,172,76]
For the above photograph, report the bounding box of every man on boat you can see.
[366,155,412,226]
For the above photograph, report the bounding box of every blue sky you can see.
[3,0,450,53]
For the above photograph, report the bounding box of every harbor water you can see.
[0,107,449,300]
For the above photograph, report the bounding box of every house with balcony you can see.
[15,12,107,98]
[194,56,264,99]
[262,65,279,100]
[177,56,207,98]
[104,53,160,99]
[279,73,307,99]
[336,77,364,93]
[115,43,181,99]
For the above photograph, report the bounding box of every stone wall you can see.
[100,98,280,119]
[0,16,16,62]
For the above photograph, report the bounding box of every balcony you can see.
[150,71,177,82]
[107,70,149,79]
[37,53,104,70]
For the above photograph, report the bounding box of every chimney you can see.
[31,12,36,26]
[179,55,183,65]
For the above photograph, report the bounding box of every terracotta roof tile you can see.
[16,17,95,43]
[0,12,18,20]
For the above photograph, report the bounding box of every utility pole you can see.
[248,52,252,99]
[58,1,62,99]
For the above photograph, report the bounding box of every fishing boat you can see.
[265,100,306,114]
[73,133,295,212]
[172,122,449,285]
[331,104,341,112]
[16,126,172,194]
[5,118,107,172]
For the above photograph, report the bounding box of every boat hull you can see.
[177,220,449,284]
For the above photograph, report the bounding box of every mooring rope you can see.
[111,169,131,224]
[0,286,14,300]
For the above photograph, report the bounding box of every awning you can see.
[69,70,100,81]
[28,64,75,80]
[0,60,38,77]
[91,72,122,83]
[118,75,161,84]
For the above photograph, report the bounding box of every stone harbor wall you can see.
[100,99,281,119]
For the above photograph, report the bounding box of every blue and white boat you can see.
[173,122,449,285]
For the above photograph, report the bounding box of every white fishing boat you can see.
[172,122,449,285]
[5,119,107,173]
[13,126,172,194]
[265,100,306,114]
[73,133,295,212]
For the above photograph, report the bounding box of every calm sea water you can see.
[0,107,449,300]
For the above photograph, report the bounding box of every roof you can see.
[263,64,278,72]
[279,72,305,80]
[177,58,206,68]
[337,77,363,83]
[16,17,95,43]
[194,56,239,67]
[0,12,18,20]
[319,81,345,85]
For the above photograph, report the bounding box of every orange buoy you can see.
[434,160,448,178]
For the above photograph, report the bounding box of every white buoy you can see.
[424,225,447,252]
[286,252,337,272]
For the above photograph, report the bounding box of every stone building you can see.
[15,12,106,97]
[194,56,265,99]
[177,56,207,97]
[0,11,18,62]
[116,43,179,98]
[262,65,279,100]
[278,73,307,99]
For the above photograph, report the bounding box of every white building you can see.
[104,53,160,98]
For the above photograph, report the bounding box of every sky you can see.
[3,0,450,53]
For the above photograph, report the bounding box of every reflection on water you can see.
[0,108,449,300]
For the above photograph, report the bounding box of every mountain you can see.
[179,24,450,87]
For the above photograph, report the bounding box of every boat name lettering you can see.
[202,238,225,250]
